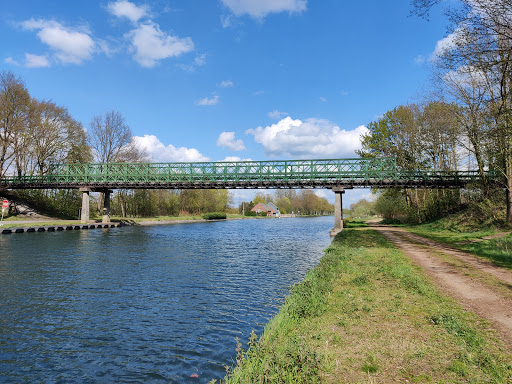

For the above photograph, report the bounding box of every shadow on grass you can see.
[458,236,512,270]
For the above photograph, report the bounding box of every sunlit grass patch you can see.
[408,221,512,269]
[214,229,512,383]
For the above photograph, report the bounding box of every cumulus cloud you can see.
[246,116,369,159]
[196,95,219,106]
[24,53,50,68]
[21,19,96,64]
[221,0,307,18]
[126,21,194,67]
[133,134,209,162]
[107,0,149,22]
[217,131,246,151]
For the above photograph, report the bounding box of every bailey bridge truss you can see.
[0,158,495,190]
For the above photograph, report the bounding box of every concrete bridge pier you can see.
[102,190,112,223]
[330,186,351,236]
[80,188,91,223]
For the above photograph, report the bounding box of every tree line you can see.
[1,71,331,219]
[0,70,234,218]
[357,0,512,224]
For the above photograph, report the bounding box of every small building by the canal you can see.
[251,202,281,217]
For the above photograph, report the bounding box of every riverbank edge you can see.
[212,228,512,383]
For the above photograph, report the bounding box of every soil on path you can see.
[369,222,512,349]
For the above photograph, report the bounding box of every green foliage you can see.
[202,212,227,220]
[15,189,82,219]
[349,198,376,218]
[374,189,409,221]
[110,189,232,218]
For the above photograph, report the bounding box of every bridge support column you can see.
[330,187,345,237]
[102,190,112,224]
[80,188,90,224]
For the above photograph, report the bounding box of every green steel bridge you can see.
[0,158,494,190]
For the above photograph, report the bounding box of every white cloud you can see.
[221,0,307,18]
[217,131,246,151]
[314,189,327,199]
[220,80,234,88]
[24,53,50,68]
[107,0,149,22]
[220,156,253,162]
[220,14,233,28]
[246,116,369,159]
[194,53,206,66]
[133,134,209,162]
[319,97,327,102]
[4,57,19,66]
[21,19,95,64]
[431,29,461,61]
[126,21,194,67]
[253,90,264,96]
[414,54,426,65]
[268,110,288,119]
[179,53,207,71]
[196,95,219,106]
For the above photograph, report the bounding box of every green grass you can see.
[407,219,512,269]
[343,218,369,228]
[213,229,512,383]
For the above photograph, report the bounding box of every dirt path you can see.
[370,223,512,349]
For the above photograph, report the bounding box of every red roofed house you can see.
[251,202,280,217]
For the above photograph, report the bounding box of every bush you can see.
[202,212,227,220]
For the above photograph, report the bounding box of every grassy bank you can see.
[213,229,512,383]
[406,218,512,270]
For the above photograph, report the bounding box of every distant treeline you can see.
[239,190,334,216]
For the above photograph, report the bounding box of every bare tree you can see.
[0,71,30,177]
[88,110,146,215]
[415,0,512,220]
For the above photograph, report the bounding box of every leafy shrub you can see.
[202,212,227,220]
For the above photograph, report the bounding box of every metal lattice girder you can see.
[1,158,499,190]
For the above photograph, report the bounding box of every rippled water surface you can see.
[0,216,333,383]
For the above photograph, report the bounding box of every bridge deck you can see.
[0,158,494,190]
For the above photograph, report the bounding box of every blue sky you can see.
[1,0,449,206]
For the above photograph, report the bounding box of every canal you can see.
[0,216,333,383]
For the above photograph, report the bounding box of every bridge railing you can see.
[39,158,401,184]
[0,158,498,188]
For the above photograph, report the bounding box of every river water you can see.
[0,216,333,383]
